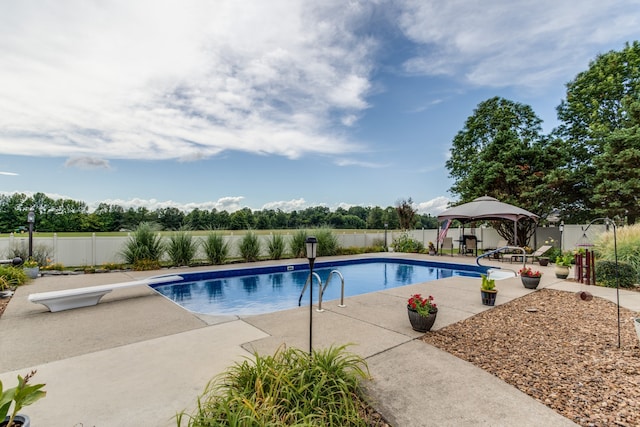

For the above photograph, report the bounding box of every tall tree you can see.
[446,97,563,244]
[592,101,640,223]
[554,41,640,222]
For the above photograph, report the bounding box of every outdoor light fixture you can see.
[27,209,35,258]
[559,220,564,251]
[305,236,317,356]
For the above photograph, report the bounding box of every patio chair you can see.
[464,236,478,256]
[441,237,453,256]
[509,245,552,264]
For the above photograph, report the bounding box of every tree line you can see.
[0,192,437,233]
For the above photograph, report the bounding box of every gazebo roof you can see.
[437,196,539,223]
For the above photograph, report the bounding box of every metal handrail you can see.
[298,272,322,307]
[476,246,526,274]
[318,270,345,312]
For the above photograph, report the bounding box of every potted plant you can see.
[555,253,573,279]
[519,267,542,289]
[427,242,436,255]
[21,259,39,280]
[1,370,46,427]
[407,293,438,332]
[480,274,497,306]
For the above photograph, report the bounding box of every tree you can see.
[592,101,640,223]
[396,198,417,230]
[555,41,640,222]
[445,97,563,244]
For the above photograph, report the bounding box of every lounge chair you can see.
[510,245,552,264]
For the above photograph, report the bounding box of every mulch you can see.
[422,289,640,427]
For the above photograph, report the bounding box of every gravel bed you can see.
[422,289,640,427]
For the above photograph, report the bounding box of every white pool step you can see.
[486,269,517,280]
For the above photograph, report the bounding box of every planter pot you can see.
[480,289,498,306]
[23,267,39,279]
[539,257,549,266]
[555,265,570,279]
[428,250,436,256]
[2,414,30,427]
[407,306,438,332]
[521,276,541,289]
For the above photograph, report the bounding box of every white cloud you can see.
[65,157,111,169]
[0,171,18,176]
[397,0,640,89]
[92,196,248,213]
[261,198,308,212]
[0,1,375,161]
[334,158,389,168]
[416,196,451,216]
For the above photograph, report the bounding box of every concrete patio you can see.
[1,253,638,426]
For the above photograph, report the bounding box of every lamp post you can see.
[305,236,317,356]
[27,209,35,259]
[384,223,388,251]
[559,220,564,252]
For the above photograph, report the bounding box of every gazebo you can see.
[437,196,539,248]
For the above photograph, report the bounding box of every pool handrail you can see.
[297,272,322,307]
[476,246,525,276]
[318,270,345,312]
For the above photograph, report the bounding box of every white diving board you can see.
[28,275,183,312]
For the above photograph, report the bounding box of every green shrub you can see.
[315,227,340,257]
[238,231,261,262]
[267,234,286,260]
[0,266,28,288]
[593,223,640,282]
[120,222,165,264]
[595,260,637,288]
[392,232,424,253]
[203,232,229,265]
[167,230,199,266]
[290,229,308,258]
[7,243,53,267]
[176,345,372,426]
[132,259,162,271]
[336,245,385,255]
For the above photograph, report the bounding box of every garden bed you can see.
[423,289,640,427]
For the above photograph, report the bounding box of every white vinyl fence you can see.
[0,225,604,267]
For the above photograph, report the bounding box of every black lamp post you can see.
[27,209,35,259]
[559,220,564,252]
[305,236,317,356]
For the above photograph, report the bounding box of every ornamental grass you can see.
[176,345,374,426]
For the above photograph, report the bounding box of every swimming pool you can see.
[151,258,487,315]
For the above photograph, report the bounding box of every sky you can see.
[1,1,639,216]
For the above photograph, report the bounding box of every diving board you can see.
[28,275,183,312]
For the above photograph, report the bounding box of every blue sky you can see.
[1,1,639,215]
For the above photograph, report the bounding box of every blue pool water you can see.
[151,258,486,315]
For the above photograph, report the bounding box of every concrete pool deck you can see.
[1,253,639,426]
